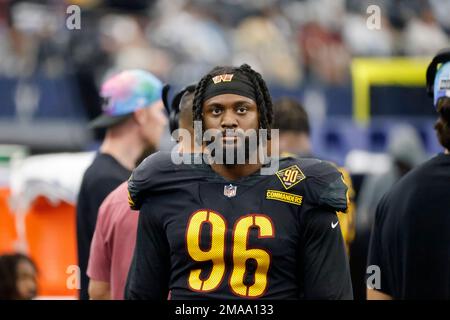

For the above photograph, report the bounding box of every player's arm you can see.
[300,161,352,299]
[124,200,170,300]
[300,207,353,300]
[88,280,111,300]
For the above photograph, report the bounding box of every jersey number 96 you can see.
[186,210,275,298]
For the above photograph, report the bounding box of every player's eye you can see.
[236,106,248,114]
[211,107,223,115]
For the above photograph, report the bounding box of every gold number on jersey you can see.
[283,169,298,183]
[230,215,274,297]
[186,210,226,292]
[185,211,275,298]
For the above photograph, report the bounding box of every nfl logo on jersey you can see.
[224,184,237,198]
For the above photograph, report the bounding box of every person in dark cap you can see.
[76,69,167,300]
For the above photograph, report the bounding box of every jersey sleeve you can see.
[304,161,348,213]
[124,200,170,300]
[300,207,353,300]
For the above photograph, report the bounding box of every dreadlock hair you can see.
[192,64,274,140]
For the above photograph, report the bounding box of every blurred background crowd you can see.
[0,0,449,300]
[0,0,448,153]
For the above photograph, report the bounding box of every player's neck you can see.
[211,162,262,181]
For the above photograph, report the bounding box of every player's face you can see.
[203,94,259,129]
[202,93,259,151]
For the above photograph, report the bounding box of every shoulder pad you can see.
[128,152,209,210]
[280,158,348,212]
[306,160,348,212]
[128,152,171,210]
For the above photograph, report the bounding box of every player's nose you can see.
[220,109,238,129]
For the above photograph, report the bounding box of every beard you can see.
[205,130,260,166]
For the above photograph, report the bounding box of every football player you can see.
[126,64,353,299]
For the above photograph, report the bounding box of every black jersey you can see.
[367,153,450,299]
[126,152,352,300]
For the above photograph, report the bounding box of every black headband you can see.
[203,71,257,102]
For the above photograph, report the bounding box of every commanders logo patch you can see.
[212,73,234,84]
[276,165,305,190]
[266,190,303,206]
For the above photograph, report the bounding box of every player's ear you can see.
[133,108,147,126]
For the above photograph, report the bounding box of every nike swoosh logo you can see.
[331,221,339,229]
